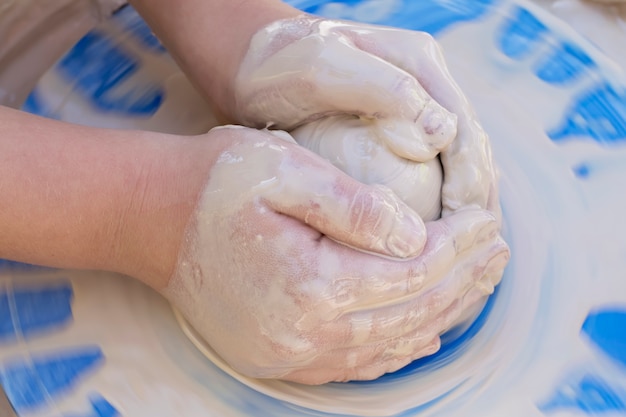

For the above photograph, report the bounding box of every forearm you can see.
[0,106,212,289]
[129,0,299,121]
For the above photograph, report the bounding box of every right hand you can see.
[164,126,509,385]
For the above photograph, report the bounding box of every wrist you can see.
[0,106,216,290]
[130,0,300,122]
[105,133,220,290]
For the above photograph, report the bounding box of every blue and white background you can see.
[2,0,626,416]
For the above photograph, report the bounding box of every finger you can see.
[262,141,427,258]
[280,336,441,384]
[286,297,465,383]
[375,114,457,162]
[281,265,499,385]
[307,36,457,160]
[486,181,503,226]
[313,208,501,314]
[344,337,441,382]
[347,27,496,210]
[318,236,509,347]
[288,261,503,385]
[443,180,503,225]
[239,34,457,160]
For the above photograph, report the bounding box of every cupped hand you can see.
[163,126,509,385]
[234,16,499,219]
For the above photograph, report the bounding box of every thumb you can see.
[264,148,427,258]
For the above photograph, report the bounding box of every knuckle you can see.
[349,185,381,235]
[406,262,428,292]
[392,71,420,96]
[414,30,438,48]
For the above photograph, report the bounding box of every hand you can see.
[163,126,509,385]
[233,16,499,220]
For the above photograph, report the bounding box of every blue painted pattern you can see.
[535,42,595,85]
[495,6,626,144]
[582,307,626,368]
[541,306,626,415]
[112,6,167,54]
[64,394,120,417]
[0,346,104,412]
[497,6,548,59]
[86,394,120,417]
[550,82,626,144]
[572,163,591,179]
[0,284,74,342]
[291,0,499,35]
[540,373,626,414]
[22,88,57,119]
[0,259,48,272]
[0,281,118,415]
[57,32,163,116]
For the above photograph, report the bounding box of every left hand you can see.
[233,16,500,220]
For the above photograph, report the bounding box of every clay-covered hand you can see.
[163,126,509,385]
[234,16,499,220]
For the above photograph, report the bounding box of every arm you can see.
[0,105,426,288]
[0,105,212,289]
[128,0,300,121]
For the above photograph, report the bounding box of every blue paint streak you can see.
[0,346,104,412]
[550,83,626,144]
[0,283,74,343]
[112,6,167,54]
[582,307,626,368]
[540,374,626,414]
[0,259,49,272]
[22,88,47,116]
[497,6,548,59]
[388,0,498,35]
[393,380,464,417]
[65,394,121,417]
[573,163,591,179]
[88,394,120,417]
[58,31,163,115]
[535,42,596,85]
[290,0,499,35]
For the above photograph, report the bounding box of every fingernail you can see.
[418,337,441,358]
[377,121,434,162]
[474,214,500,246]
[448,208,496,253]
[386,209,426,258]
[418,101,457,148]
[463,287,488,307]
[464,242,509,294]
[483,249,510,285]
[475,279,496,295]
